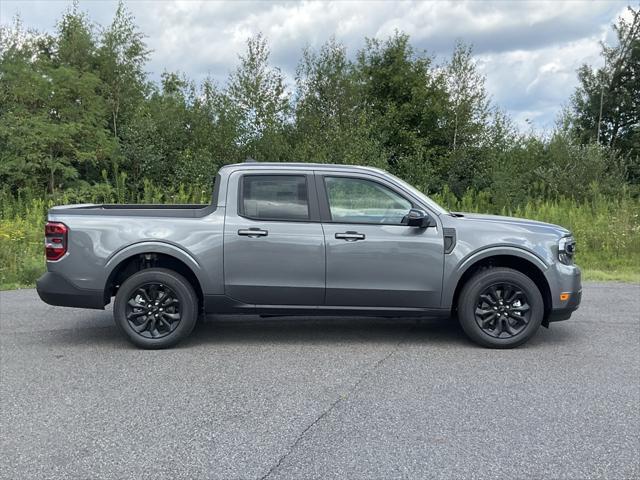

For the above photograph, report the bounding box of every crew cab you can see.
[36,162,581,348]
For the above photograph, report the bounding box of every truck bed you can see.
[49,203,215,218]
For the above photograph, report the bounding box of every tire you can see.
[113,268,198,349]
[457,267,544,348]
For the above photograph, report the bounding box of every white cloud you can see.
[0,0,629,130]
[476,28,607,131]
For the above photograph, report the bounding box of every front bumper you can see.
[547,264,582,323]
[36,272,105,309]
[547,288,582,322]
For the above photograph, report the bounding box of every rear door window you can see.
[241,175,309,221]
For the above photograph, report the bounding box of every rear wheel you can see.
[457,267,543,348]
[114,268,198,349]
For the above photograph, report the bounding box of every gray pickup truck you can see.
[37,162,581,349]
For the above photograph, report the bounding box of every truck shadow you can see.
[182,316,468,348]
[42,312,579,349]
[183,316,577,349]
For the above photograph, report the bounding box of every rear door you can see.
[317,172,443,308]
[223,170,325,306]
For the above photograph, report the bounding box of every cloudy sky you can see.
[0,0,630,131]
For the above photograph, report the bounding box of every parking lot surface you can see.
[1,282,639,479]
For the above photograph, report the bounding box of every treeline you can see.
[0,3,638,210]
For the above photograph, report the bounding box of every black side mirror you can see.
[407,208,434,228]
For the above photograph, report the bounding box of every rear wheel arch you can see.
[450,254,552,322]
[104,252,204,310]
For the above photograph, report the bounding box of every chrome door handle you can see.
[335,232,365,241]
[238,228,268,237]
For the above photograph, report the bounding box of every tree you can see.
[441,41,494,193]
[570,7,639,179]
[96,0,149,141]
[445,41,490,151]
[122,72,243,187]
[0,11,117,193]
[54,1,96,72]
[226,33,291,160]
[355,32,449,190]
[293,38,385,167]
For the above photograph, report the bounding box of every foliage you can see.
[355,32,450,189]
[293,38,386,168]
[0,10,118,193]
[1,4,637,199]
[569,6,639,182]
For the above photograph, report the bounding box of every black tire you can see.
[457,267,543,348]
[113,268,198,349]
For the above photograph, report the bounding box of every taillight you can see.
[45,222,68,261]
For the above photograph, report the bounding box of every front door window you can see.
[324,177,412,225]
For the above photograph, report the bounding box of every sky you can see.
[0,0,631,131]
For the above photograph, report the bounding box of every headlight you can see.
[558,235,576,265]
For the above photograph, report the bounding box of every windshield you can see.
[386,173,449,215]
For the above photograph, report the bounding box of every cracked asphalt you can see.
[1,282,639,479]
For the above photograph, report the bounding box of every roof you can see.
[221,162,387,174]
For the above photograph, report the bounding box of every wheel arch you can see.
[447,251,552,323]
[103,243,205,309]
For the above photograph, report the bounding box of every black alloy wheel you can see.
[125,283,181,339]
[457,267,544,348]
[114,268,198,349]
[474,283,531,338]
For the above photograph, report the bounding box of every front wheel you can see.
[457,267,544,348]
[113,268,198,349]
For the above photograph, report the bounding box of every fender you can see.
[441,245,549,308]
[103,240,211,293]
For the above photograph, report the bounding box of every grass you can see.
[432,188,640,283]
[1,185,638,290]
[582,269,640,283]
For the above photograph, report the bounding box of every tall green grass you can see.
[1,184,638,289]
[0,183,212,290]
[432,188,640,282]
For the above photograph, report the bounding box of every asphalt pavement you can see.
[1,282,639,479]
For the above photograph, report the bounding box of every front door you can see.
[224,171,325,306]
[318,173,443,308]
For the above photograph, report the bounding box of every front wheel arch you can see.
[450,255,552,323]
